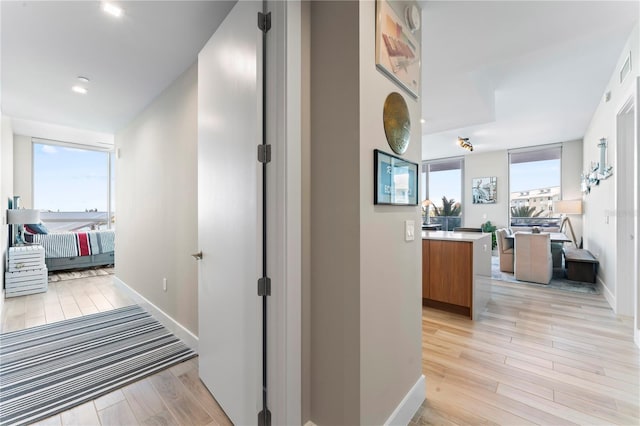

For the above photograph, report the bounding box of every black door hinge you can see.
[257,144,271,164]
[258,277,271,296]
[258,408,271,426]
[258,12,271,33]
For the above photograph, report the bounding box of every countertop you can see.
[422,231,491,242]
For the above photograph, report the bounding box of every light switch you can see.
[405,220,415,241]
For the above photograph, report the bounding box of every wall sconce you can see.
[597,138,612,178]
[458,137,473,152]
[581,137,613,194]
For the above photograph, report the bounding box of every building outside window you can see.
[509,146,561,228]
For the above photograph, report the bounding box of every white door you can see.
[616,98,635,316]
[197,2,261,424]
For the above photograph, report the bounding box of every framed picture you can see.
[374,149,418,205]
[375,0,421,98]
[472,177,497,204]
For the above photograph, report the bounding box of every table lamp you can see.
[553,200,582,248]
[7,209,41,246]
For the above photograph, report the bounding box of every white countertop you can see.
[422,231,491,242]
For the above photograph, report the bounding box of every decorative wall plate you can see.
[383,92,411,155]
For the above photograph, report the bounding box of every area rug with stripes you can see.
[0,305,196,426]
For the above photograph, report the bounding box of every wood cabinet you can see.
[426,240,472,306]
[422,240,472,314]
[422,232,491,320]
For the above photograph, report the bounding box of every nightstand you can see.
[5,245,48,298]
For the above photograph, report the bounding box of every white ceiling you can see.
[1,0,637,153]
[1,1,235,134]
[420,1,639,160]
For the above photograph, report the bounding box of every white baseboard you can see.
[113,276,199,352]
[599,277,615,312]
[384,374,425,426]
[598,278,639,349]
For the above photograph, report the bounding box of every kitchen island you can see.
[422,231,492,320]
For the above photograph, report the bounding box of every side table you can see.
[5,245,48,298]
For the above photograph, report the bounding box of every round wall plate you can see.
[406,4,421,33]
[383,92,411,155]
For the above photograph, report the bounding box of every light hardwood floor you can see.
[1,274,232,426]
[3,273,639,425]
[412,280,640,426]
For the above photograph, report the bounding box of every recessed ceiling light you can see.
[102,2,123,18]
[77,76,90,83]
[420,118,426,124]
[72,86,88,95]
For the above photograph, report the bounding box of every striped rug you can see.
[0,305,196,426]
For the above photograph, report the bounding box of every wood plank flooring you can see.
[1,273,232,426]
[3,271,639,425]
[412,279,640,426]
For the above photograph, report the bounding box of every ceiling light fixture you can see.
[102,2,123,18]
[458,136,473,152]
[420,118,426,124]
[77,76,90,83]
[72,85,88,95]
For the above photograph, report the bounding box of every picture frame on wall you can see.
[375,0,421,99]
[472,176,497,204]
[374,149,418,205]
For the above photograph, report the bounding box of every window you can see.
[509,146,561,227]
[33,141,114,232]
[421,158,463,230]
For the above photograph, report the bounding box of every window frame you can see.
[421,157,464,229]
[31,138,115,231]
[508,144,563,228]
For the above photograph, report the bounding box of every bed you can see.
[24,230,115,271]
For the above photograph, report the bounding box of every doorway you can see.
[196,1,302,424]
[615,92,636,318]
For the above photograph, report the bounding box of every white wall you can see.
[582,23,638,315]
[11,119,113,148]
[12,135,32,208]
[308,2,423,424]
[358,2,423,425]
[115,63,199,335]
[1,117,14,291]
[462,140,583,237]
[463,150,509,229]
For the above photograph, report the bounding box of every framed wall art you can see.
[472,176,497,204]
[374,149,418,205]
[375,0,421,98]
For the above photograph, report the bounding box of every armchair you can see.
[514,232,553,284]
[496,228,514,273]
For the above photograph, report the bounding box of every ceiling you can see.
[1,1,235,134]
[420,1,639,160]
[1,1,638,154]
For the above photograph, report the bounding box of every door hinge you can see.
[258,277,271,296]
[257,144,271,164]
[258,408,271,426]
[258,12,271,33]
